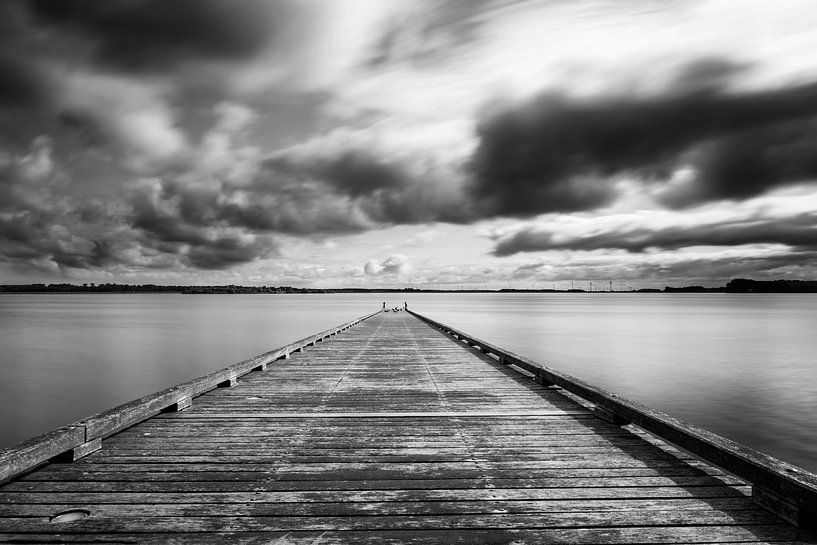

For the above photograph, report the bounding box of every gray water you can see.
[1,292,815,473]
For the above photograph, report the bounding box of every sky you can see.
[2,0,817,288]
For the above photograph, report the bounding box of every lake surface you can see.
[1,292,815,473]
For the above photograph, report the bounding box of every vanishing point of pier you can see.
[1,310,816,543]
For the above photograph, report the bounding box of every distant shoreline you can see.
[2,279,816,294]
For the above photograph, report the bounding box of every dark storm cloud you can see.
[492,213,817,256]
[184,236,277,269]
[0,52,46,107]
[0,3,53,110]
[267,151,406,198]
[470,71,817,215]
[29,0,276,72]
[127,180,280,269]
[663,120,817,207]
[120,137,477,246]
[256,147,474,228]
[0,143,132,271]
[129,175,371,237]
[295,150,472,225]
[0,139,276,273]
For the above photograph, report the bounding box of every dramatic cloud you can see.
[491,192,817,256]
[510,249,817,286]
[0,137,136,272]
[0,137,277,274]
[29,0,276,72]
[59,72,189,173]
[470,74,817,215]
[256,126,474,229]
[0,52,44,108]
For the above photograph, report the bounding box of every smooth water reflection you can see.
[1,292,815,473]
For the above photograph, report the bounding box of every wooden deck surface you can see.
[1,311,814,543]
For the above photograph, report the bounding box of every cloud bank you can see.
[470,74,817,216]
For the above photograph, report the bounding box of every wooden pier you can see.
[1,309,816,543]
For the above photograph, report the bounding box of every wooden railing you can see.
[0,310,380,484]
[408,309,817,530]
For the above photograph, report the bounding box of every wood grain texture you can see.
[1,311,814,543]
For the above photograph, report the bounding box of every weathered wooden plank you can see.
[103,434,642,447]
[0,497,760,518]
[0,486,751,503]
[20,464,732,481]
[4,474,745,492]
[0,530,812,545]
[0,510,790,533]
[151,411,590,418]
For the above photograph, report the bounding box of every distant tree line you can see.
[724,279,817,293]
[0,284,431,294]
[0,283,326,294]
[1,279,816,294]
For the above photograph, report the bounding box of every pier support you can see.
[534,375,554,386]
[592,406,631,426]
[753,485,816,531]
[218,375,238,388]
[51,438,101,462]
[534,369,554,386]
[162,396,192,412]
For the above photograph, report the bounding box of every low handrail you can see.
[408,309,817,530]
[0,310,380,483]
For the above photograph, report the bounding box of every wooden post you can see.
[592,406,630,426]
[534,376,553,386]
[218,375,237,388]
[162,396,192,412]
[50,438,101,462]
[752,485,817,530]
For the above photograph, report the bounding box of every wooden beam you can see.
[0,426,85,483]
[162,397,192,413]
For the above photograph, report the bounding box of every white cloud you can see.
[364,254,412,278]
[198,102,261,183]
[60,72,188,173]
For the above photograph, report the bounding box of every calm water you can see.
[1,293,815,473]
